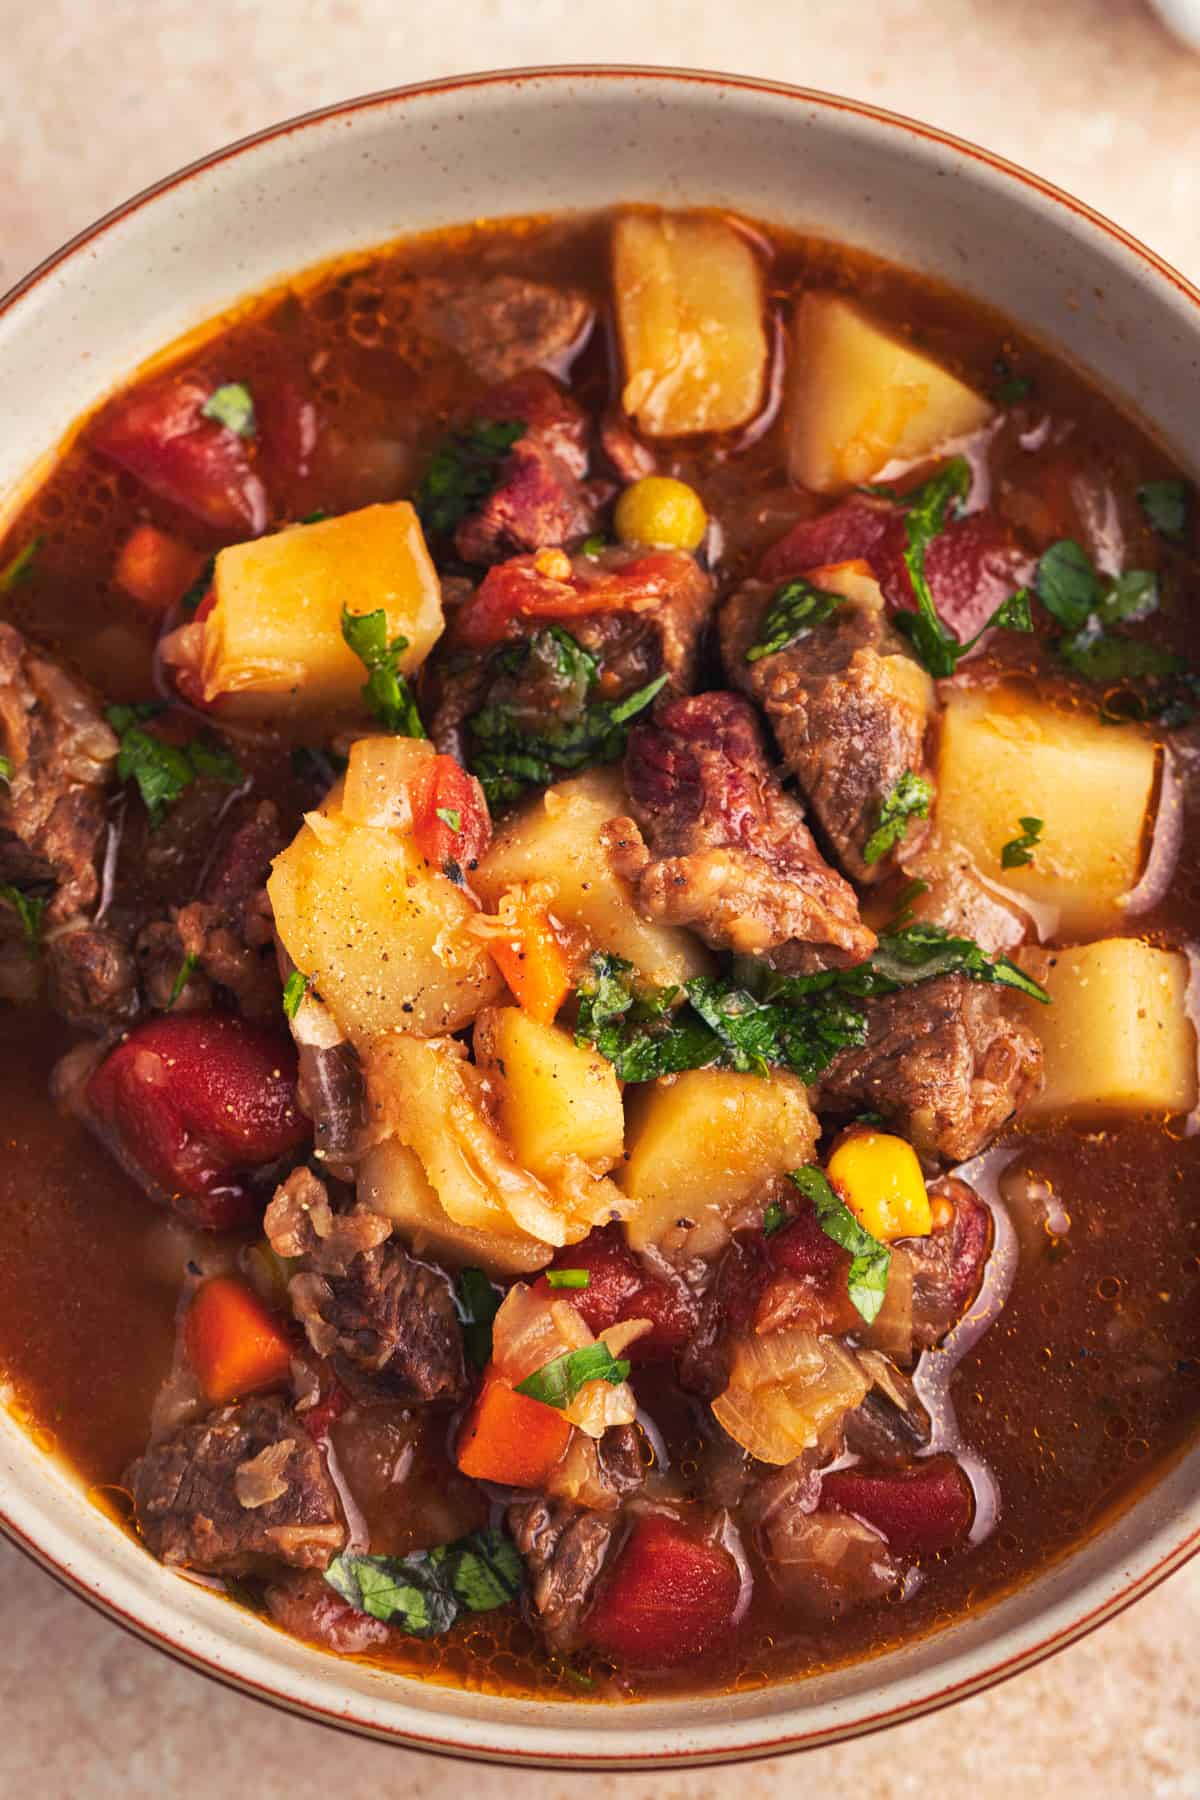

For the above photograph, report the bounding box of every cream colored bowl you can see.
[1,67,1197,1767]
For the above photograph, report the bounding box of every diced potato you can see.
[475,1006,624,1178]
[474,767,710,991]
[788,293,993,492]
[268,809,501,1045]
[804,559,887,610]
[1023,939,1197,1118]
[937,686,1158,934]
[358,1138,551,1276]
[612,211,768,437]
[340,735,435,830]
[620,1068,818,1251]
[202,502,443,717]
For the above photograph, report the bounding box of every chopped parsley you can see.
[1138,478,1190,547]
[105,704,243,828]
[887,876,929,928]
[990,357,1031,407]
[0,883,46,954]
[745,578,844,663]
[324,1529,522,1637]
[789,1166,891,1325]
[340,607,426,738]
[1034,539,1182,686]
[762,1199,789,1237]
[862,770,932,866]
[201,381,256,439]
[1000,815,1043,870]
[0,537,41,594]
[580,533,608,559]
[545,1269,591,1289]
[468,626,666,808]
[281,970,310,1021]
[167,951,199,1007]
[515,1342,630,1409]
[416,419,526,539]
[454,1267,502,1369]
[435,806,462,833]
[0,754,11,785]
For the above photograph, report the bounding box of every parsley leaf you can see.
[416,419,526,539]
[745,578,844,663]
[0,755,11,785]
[762,1199,789,1237]
[0,883,46,954]
[341,607,426,737]
[282,970,310,1021]
[545,1269,590,1289]
[201,382,256,438]
[515,1343,631,1409]
[990,358,1032,407]
[1035,539,1180,687]
[105,704,243,827]
[1138,478,1190,546]
[167,951,199,1007]
[435,806,462,833]
[1000,815,1043,870]
[454,1268,502,1369]
[863,770,932,866]
[324,1529,522,1637]
[788,1166,890,1325]
[580,533,608,559]
[0,537,41,594]
[1035,538,1102,630]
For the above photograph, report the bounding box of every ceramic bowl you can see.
[1,66,1198,1768]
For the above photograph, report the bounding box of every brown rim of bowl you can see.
[1,64,1199,1767]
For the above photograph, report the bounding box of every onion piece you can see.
[713,1330,870,1466]
[490,1282,642,1438]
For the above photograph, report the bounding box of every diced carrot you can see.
[184,1276,294,1403]
[455,1368,572,1487]
[114,524,207,615]
[490,897,572,1025]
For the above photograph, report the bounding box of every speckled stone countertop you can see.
[2,1,1200,1793]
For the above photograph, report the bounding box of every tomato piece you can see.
[299,1380,350,1446]
[91,372,269,537]
[821,1457,975,1557]
[247,331,320,501]
[455,1368,573,1487]
[409,754,491,870]
[585,1515,742,1667]
[758,497,896,585]
[455,549,698,648]
[537,1225,697,1362]
[85,1014,310,1230]
[184,1276,293,1402]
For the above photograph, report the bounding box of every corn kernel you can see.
[614,476,708,552]
[827,1129,932,1241]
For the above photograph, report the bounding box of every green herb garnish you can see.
[0,754,12,785]
[0,883,46,954]
[515,1343,630,1409]
[454,1267,502,1369]
[990,357,1031,407]
[580,533,607,559]
[862,771,932,866]
[0,537,41,594]
[341,607,426,738]
[762,1199,789,1237]
[416,419,526,539]
[545,1269,591,1289]
[324,1529,522,1637]
[435,806,462,833]
[789,1166,890,1325]
[1000,816,1044,870]
[745,578,844,663]
[167,951,199,1007]
[1034,539,1181,686]
[201,382,256,438]
[1138,478,1190,546]
[282,970,310,1021]
[105,704,243,828]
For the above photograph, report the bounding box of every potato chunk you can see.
[203,502,443,717]
[620,1068,818,1251]
[358,1138,551,1276]
[1023,939,1196,1118]
[475,1007,624,1178]
[788,294,992,492]
[936,685,1157,934]
[613,211,768,437]
[268,809,500,1044]
[474,767,710,990]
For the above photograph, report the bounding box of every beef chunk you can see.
[0,622,116,922]
[545,1422,646,1512]
[454,371,602,565]
[265,1168,466,1404]
[815,976,1043,1163]
[721,581,934,883]
[599,407,657,483]
[906,1177,993,1347]
[618,690,874,966]
[843,1351,933,1464]
[45,923,139,1032]
[507,1496,619,1653]
[406,274,592,385]
[128,1395,345,1575]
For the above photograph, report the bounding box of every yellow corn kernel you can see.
[826,1129,932,1242]
[614,476,708,552]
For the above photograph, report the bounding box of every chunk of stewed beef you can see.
[265,1168,466,1404]
[544,1422,647,1512]
[44,922,139,1033]
[506,1495,620,1653]
[814,976,1043,1163]
[907,1177,994,1347]
[721,580,934,883]
[405,274,593,386]
[617,690,874,967]
[128,1394,345,1574]
[843,1352,933,1464]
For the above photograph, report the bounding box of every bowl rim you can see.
[2,62,1199,1767]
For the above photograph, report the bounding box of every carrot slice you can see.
[490,898,572,1026]
[455,1369,572,1487]
[184,1276,293,1403]
[114,524,206,615]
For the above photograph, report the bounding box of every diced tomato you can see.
[113,524,207,615]
[758,497,897,586]
[455,1368,573,1487]
[91,372,269,537]
[537,1225,698,1362]
[821,1457,975,1557]
[489,897,572,1025]
[585,1514,742,1667]
[759,1206,859,1335]
[455,549,699,649]
[408,754,491,870]
[85,1014,310,1230]
[184,1276,293,1402]
[246,331,320,500]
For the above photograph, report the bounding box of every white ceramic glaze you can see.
[0,67,1197,1767]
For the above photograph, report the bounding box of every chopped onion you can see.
[713,1330,870,1466]
[861,1246,913,1361]
[490,1282,641,1438]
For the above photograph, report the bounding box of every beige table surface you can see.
[2,0,1199,1793]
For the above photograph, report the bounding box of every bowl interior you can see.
[1,68,1198,1764]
